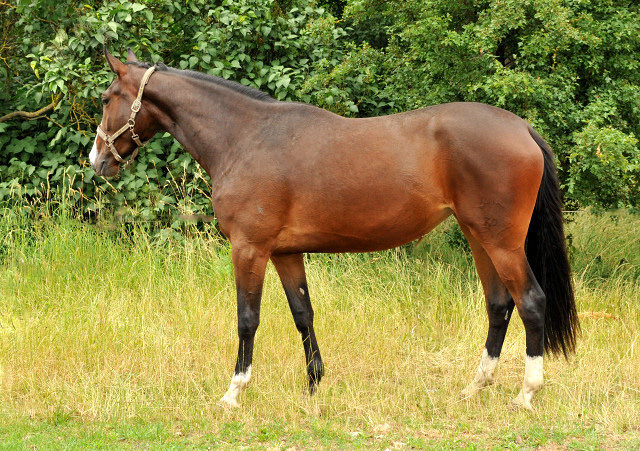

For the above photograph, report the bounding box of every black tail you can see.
[526,127,580,358]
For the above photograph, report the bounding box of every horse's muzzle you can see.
[89,136,120,177]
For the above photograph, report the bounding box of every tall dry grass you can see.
[0,205,638,441]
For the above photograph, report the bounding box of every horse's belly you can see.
[274,201,452,254]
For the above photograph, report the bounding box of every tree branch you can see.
[0,93,62,123]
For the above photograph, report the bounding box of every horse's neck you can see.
[147,72,265,177]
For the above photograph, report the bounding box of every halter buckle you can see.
[131,99,142,113]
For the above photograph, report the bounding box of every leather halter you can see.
[96,65,156,166]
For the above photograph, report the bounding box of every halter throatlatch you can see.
[96,65,156,166]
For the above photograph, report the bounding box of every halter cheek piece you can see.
[96,65,156,166]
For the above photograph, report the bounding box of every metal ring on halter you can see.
[95,65,156,166]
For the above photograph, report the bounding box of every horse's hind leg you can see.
[457,216,546,409]
[471,242,546,409]
[460,226,515,397]
[271,253,324,394]
[491,249,545,410]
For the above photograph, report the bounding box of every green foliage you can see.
[300,43,394,116]
[1,0,639,218]
[184,0,340,101]
[569,122,639,209]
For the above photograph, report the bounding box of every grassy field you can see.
[0,204,639,449]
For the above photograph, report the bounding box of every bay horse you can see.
[90,49,579,410]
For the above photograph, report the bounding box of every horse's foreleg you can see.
[271,253,324,394]
[220,244,269,408]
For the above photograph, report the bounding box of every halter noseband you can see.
[96,65,156,166]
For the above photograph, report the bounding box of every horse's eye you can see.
[102,98,109,105]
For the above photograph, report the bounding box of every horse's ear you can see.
[126,48,138,63]
[104,46,126,77]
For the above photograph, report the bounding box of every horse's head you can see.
[90,48,158,177]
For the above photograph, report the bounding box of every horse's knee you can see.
[238,310,260,338]
[293,310,313,333]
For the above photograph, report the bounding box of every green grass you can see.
[1,206,639,449]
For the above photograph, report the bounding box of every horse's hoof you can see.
[460,379,491,399]
[460,385,477,399]
[219,395,240,409]
[510,392,534,411]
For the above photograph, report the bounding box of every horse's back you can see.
[278,101,543,211]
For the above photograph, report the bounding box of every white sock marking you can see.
[89,136,98,167]
[220,365,252,408]
[462,348,499,397]
[513,355,544,410]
